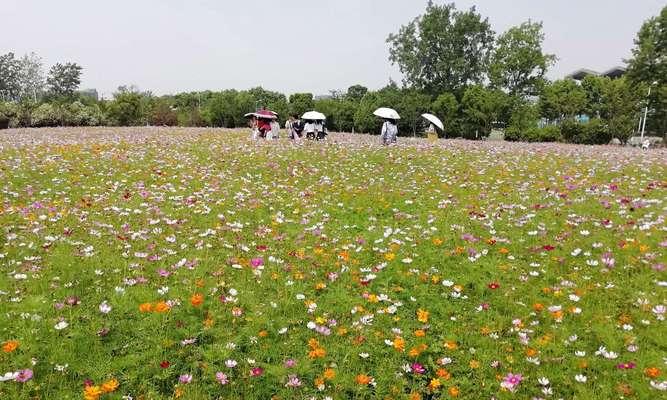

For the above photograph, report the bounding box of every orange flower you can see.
[526,348,538,357]
[258,330,268,338]
[469,360,480,369]
[414,329,426,337]
[139,302,153,313]
[645,367,661,378]
[409,392,422,400]
[417,309,430,323]
[323,368,336,380]
[355,374,372,385]
[308,347,326,359]
[432,238,443,246]
[101,378,119,393]
[436,368,451,380]
[499,247,509,254]
[448,386,460,397]
[2,340,19,353]
[83,385,103,400]
[533,303,544,312]
[393,336,406,352]
[155,301,171,313]
[444,340,458,350]
[190,293,204,307]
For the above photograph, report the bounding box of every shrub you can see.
[31,103,62,127]
[561,118,610,145]
[151,102,178,126]
[505,125,561,143]
[65,101,103,126]
[0,102,17,129]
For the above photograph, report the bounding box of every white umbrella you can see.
[421,113,444,130]
[302,111,326,120]
[373,107,401,120]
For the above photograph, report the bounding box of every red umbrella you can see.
[255,110,277,120]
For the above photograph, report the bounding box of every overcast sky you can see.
[2,0,664,98]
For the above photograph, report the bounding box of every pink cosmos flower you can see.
[15,369,33,383]
[285,374,302,388]
[250,257,264,268]
[179,374,192,384]
[411,363,425,374]
[215,372,228,385]
[500,373,522,392]
[250,367,264,377]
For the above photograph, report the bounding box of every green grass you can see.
[0,129,665,399]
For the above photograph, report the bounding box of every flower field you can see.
[0,128,665,400]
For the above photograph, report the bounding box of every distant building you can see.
[78,88,99,101]
[566,66,626,81]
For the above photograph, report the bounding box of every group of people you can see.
[249,113,328,141]
[248,108,423,146]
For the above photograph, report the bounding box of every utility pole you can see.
[641,81,657,140]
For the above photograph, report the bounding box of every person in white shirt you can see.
[270,119,280,140]
[304,120,316,140]
[380,119,398,145]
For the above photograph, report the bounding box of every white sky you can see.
[2,0,664,98]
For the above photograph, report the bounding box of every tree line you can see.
[0,2,665,144]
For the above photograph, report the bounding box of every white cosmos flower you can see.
[99,301,112,314]
[575,374,587,383]
[54,321,69,330]
[538,377,550,386]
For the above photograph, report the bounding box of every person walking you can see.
[270,118,280,140]
[380,119,398,145]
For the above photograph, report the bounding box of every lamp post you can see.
[640,81,658,140]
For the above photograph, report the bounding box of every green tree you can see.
[106,86,149,126]
[460,85,509,138]
[489,21,556,97]
[431,93,459,137]
[397,89,432,136]
[46,62,83,98]
[288,93,314,116]
[581,75,607,117]
[346,85,368,102]
[539,79,588,122]
[626,5,667,134]
[600,77,641,142]
[387,2,494,95]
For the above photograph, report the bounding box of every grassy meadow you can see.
[0,128,665,399]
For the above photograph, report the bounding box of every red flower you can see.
[542,245,555,251]
[488,282,500,290]
[160,360,170,369]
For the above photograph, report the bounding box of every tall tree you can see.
[489,21,556,97]
[387,2,494,95]
[626,5,667,134]
[288,93,314,116]
[460,85,509,138]
[46,62,83,97]
[346,85,368,102]
[539,79,588,122]
[0,52,21,101]
[18,52,45,101]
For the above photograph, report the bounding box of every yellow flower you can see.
[417,308,430,323]
[385,252,396,261]
[428,378,441,390]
